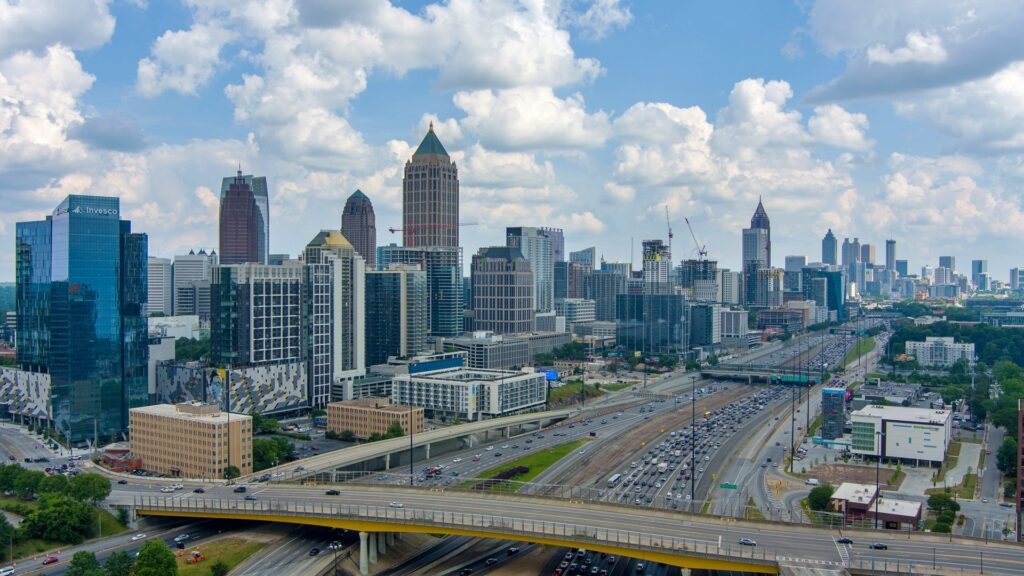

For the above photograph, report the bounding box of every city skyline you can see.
[3,1,1024,280]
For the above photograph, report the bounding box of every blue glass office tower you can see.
[15,195,148,442]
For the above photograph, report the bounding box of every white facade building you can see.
[392,367,546,421]
[147,257,173,316]
[506,227,553,313]
[905,337,975,368]
[720,309,749,339]
[850,405,952,465]
[717,269,741,305]
[555,298,596,328]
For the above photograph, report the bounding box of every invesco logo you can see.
[70,206,119,216]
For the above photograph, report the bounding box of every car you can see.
[174,534,190,542]
[460,569,474,575]
[486,446,494,451]
[160,486,175,493]
[41,557,59,565]
[244,494,257,501]
[1000,502,1014,508]
[507,546,520,555]
[453,458,462,463]
[837,536,853,544]
[131,533,147,541]
[635,563,645,572]
[485,558,498,566]
[983,498,989,503]
[118,479,129,485]
[0,566,15,576]
[328,541,344,551]
[193,487,206,493]
[258,474,271,482]
[501,444,509,449]
[473,454,481,461]
[326,489,341,495]
[869,542,888,550]
[233,486,247,493]
[309,547,320,556]
[389,501,404,508]
[739,538,757,546]
[494,452,502,457]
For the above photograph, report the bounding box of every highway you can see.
[132,483,1024,574]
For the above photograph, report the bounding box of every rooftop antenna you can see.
[665,205,674,259]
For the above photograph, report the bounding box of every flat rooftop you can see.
[875,497,922,518]
[831,482,876,505]
[130,402,251,424]
[851,405,951,425]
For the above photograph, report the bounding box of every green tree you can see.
[386,421,405,438]
[684,359,700,371]
[807,484,835,511]
[20,494,94,544]
[932,521,952,533]
[14,469,45,499]
[0,516,14,562]
[66,550,102,576]
[210,560,230,576]
[174,337,210,362]
[0,464,23,492]
[997,437,1018,478]
[927,492,961,514]
[250,412,281,435]
[116,507,130,526]
[103,551,134,576]
[223,465,241,480]
[338,430,355,442]
[37,473,69,495]
[69,473,112,504]
[134,539,178,576]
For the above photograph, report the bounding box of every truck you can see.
[657,462,668,474]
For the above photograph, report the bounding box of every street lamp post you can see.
[409,402,415,486]
[875,430,883,530]
[789,385,796,473]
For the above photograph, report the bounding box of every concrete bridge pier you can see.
[359,532,369,575]
[384,453,390,471]
[368,530,378,564]
[377,531,387,555]
[424,442,431,460]
[386,532,394,546]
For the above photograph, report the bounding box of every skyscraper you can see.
[219,170,261,265]
[366,265,428,366]
[147,257,173,316]
[896,260,909,277]
[971,260,988,286]
[304,231,367,407]
[784,255,806,293]
[861,244,876,265]
[507,227,554,312]
[641,239,672,294]
[1011,267,1024,290]
[742,199,770,305]
[471,247,534,334]
[173,249,217,318]
[570,247,596,269]
[220,172,269,264]
[885,239,896,273]
[587,268,627,321]
[539,227,565,263]
[939,256,956,272]
[821,229,838,266]
[377,244,463,338]
[679,259,718,301]
[16,195,148,441]
[402,123,459,248]
[341,190,377,269]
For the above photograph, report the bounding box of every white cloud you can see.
[867,31,947,66]
[137,24,235,97]
[604,182,635,202]
[0,0,115,57]
[808,104,872,150]
[454,87,611,150]
[461,144,555,188]
[573,0,633,40]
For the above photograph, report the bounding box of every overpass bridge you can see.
[132,485,1021,575]
[701,364,820,385]
[246,408,576,484]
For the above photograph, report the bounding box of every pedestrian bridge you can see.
[134,495,781,574]
[701,364,819,385]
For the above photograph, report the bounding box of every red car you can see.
[42,556,59,565]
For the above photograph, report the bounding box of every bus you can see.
[607,473,622,488]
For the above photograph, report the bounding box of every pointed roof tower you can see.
[750,196,770,229]
[413,121,449,159]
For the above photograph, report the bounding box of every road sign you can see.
[719,483,738,490]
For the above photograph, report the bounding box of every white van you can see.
[806,478,820,486]
[0,566,15,576]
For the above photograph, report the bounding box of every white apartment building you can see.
[555,298,597,328]
[850,405,952,465]
[391,367,547,421]
[720,309,749,339]
[147,257,173,316]
[906,336,975,368]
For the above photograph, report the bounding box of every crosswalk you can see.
[832,537,850,566]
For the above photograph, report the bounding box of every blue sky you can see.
[2,0,1024,282]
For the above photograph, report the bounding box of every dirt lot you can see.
[804,463,904,490]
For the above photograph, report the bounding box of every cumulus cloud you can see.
[454,87,611,150]
[572,0,633,40]
[808,105,872,150]
[867,31,947,66]
[0,0,115,57]
[137,24,235,97]
[68,114,148,152]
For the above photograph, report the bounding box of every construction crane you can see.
[664,206,674,256]
[388,222,478,234]
[684,217,707,261]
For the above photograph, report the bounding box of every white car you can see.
[389,501,404,508]
[131,533,147,541]
[501,444,509,449]
[159,487,175,493]
[452,458,462,463]
[485,446,494,451]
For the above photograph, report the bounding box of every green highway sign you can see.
[719,483,737,490]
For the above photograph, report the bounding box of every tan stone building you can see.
[129,402,252,479]
[327,398,423,440]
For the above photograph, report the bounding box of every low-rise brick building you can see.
[327,398,423,439]
[129,402,252,479]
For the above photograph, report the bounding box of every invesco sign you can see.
[71,205,119,216]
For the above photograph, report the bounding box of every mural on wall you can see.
[156,361,308,414]
[0,368,52,420]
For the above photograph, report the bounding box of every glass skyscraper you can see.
[16,195,148,442]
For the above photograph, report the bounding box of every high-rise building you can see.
[679,259,718,301]
[784,256,806,293]
[939,256,956,273]
[896,260,909,277]
[802,264,846,321]
[173,249,217,318]
[219,169,262,265]
[861,244,875,265]
[641,239,672,294]
[304,231,367,407]
[147,257,173,316]
[340,190,376,269]
[822,229,838,266]
[971,260,988,286]
[507,227,553,312]
[471,247,534,334]
[821,388,846,440]
[688,302,721,348]
[1010,267,1024,290]
[15,194,148,441]
[718,269,741,305]
[378,244,463,338]
[921,265,933,280]
[742,199,771,306]
[539,227,564,263]
[586,269,627,321]
[220,172,269,264]
[210,261,305,368]
[570,247,596,269]
[885,240,896,273]
[934,267,954,286]
[402,123,459,248]
[616,294,687,354]
[365,264,428,366]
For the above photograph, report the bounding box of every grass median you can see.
[177,537,266,576]
[457,439,588,493]
[843,337,876,368]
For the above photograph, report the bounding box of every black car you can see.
[118,479,129,485]
[233,486,247,493]
[869,542,888,550]
[193,487,206,493]
[309,547,320,556]
[837,536,853,544]
[485,558,498,566]
[325,489,340,496]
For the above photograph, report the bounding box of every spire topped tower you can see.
[403,125,459,248]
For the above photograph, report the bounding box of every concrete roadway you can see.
[131,483,1024,575]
